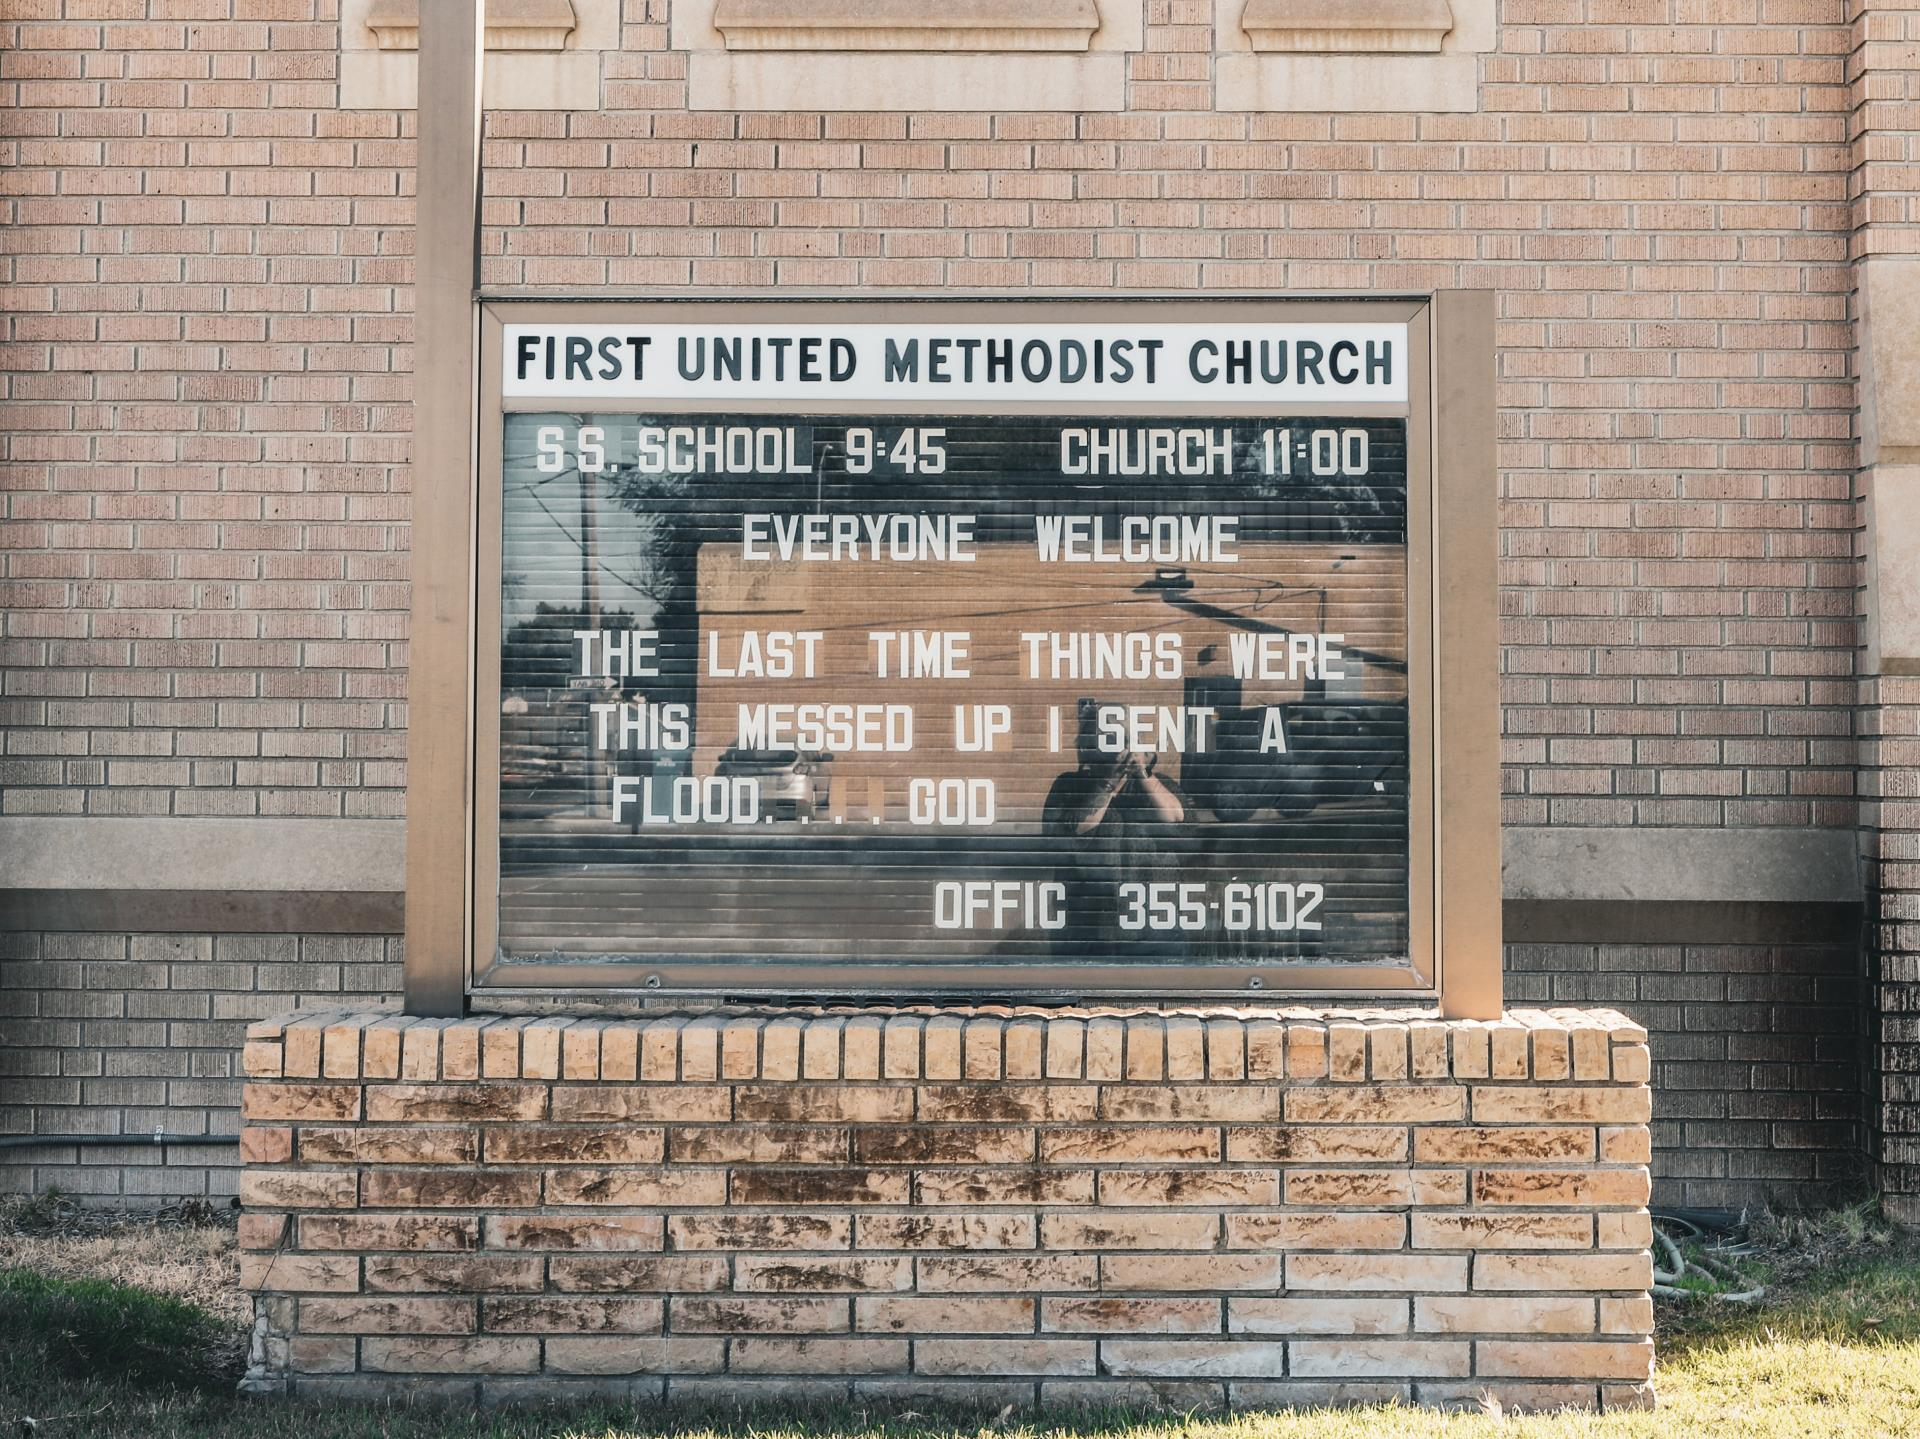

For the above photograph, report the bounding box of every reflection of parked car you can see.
[715,748,832,819]
[1183,681,1408,822]
[500,691,577,815]
[1137,569,1410,823]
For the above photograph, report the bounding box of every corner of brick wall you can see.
[236,1006,1655,1412]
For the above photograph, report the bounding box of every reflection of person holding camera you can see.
[1042,700,1190,952]
[1049,746,1186,834]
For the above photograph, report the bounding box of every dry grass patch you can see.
[0,1193,244,1326]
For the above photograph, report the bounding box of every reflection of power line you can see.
[521,486,665,598]
[504,468,578,495]
[725,599,1198,639]
[790,566,1399,596]
[782,594,1217,633]
[685,567,1401,638]
[1138,576,1408,674]
[655,561,1401,606]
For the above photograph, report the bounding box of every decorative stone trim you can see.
[1213,0,1492,113]
[365,0,579,53]
[339,0,613,111]
[241,1006,1654,1410]
[711,0,1102,52]
[675,0,1142,112]
[1241,0,1452,54]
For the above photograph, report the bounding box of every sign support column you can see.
[404,3,484,1017]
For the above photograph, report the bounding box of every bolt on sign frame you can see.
[406,292,1499,1019]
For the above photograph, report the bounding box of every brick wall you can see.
[0,2,1863,824]
[0,930,401,1200]
[0,3,414,822]
[0,2,1884,1218]
[1865,677,1920,1223]
[1509,939,1868,1208]
[0,933,1867,1213]
[239,1008,1655,1410]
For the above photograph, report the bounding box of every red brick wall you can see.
[0,929,400,1202]
[0,3,1883,1223]
[1,3,414,821]
[1509,938,1868,1207]
[239,1008,1656,1410]
[0,1,1861,822]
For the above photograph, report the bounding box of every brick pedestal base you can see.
[238,1007,1655,1411]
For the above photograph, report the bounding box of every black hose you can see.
[0,1133,239,1150]
[1652,1205,1743,1233]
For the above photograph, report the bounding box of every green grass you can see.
[0,1268,245,1398]
[1,1231,1917,1439]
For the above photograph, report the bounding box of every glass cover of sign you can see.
[490,319,1412,991]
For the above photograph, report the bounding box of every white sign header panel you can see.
[503,323,1409,404]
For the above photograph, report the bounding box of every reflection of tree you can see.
[503,458,700,704]
[602,465,694,610]
[1244,467,1401,544]
[502,601,639,692]
[1240,427,1404,544]
[602,466,701,712]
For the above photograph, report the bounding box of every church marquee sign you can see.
[454,298,1495,1009]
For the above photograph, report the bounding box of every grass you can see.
[1,1199,1917,1439]
[0,1192,245,1326]
[0,1268,244,1396]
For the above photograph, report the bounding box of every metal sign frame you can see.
[406,292,1498,1016]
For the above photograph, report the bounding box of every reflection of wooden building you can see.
[693,541,1406,823]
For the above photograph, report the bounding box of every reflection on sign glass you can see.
[497,414,1410,977]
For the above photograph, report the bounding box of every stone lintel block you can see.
[1865,462,1920,673]
[1241,0,1454,54]
[339,0,613,110]
[711,0,1102,52]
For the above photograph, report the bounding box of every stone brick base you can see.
[238,1007,1656,1411]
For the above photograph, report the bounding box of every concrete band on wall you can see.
[1,821,1861,1229]
[239,1007,1655,1411]
[0,818,1866,943]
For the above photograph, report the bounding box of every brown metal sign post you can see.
[1431,291,1500,1021]
[404,2,484,1018]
